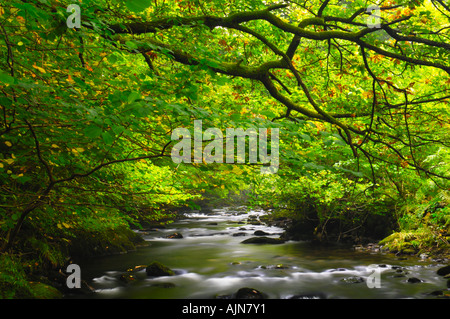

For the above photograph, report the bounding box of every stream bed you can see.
[74,207,448,299]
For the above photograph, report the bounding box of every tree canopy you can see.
[0,0,449,297]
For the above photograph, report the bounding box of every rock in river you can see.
[407,277,422,284]
[119,273,137,284]
[232,232,247,237]
[165,232,183,239]
[241,236,285,245]
[146,261,175,277]
[437,265,450,277]
[235,287,265,299]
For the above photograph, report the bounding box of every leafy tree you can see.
[0,0,449,289]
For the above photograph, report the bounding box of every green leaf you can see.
[300,134,311,141]
[101,131,114,145]
[128,91,140,104]
[84,124,103,138]
[336,166,366,178]
[304,162,325,171]
[0,72,15,85]
[125,0,150,13]
[125,40,138,50]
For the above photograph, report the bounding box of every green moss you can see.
[0,255,61,299]
[0,254,32,299]
[28,282,62,299]
[68,226,146,259]
[379,227,449,256]
[146,261,175,276]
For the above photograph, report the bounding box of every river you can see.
[74,206,448,299]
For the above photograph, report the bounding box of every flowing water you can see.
[74,207,448,299]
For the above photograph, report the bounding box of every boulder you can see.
[165,232,183,239]
[437,265,450,277]
[428,289,450,298]
[407,277,422,284]
[119,273,137,284]
[235,287,265,299]
[146,261,175,277]
[254,230,270,236]
[126,265,147,272]
[274,264,289,269]
[232,232,247,237]
[241,237,285,245]
[261,264,289,270]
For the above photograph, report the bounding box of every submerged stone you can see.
[151,282,176,288]
[241,236,285,244]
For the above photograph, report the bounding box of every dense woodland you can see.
[0,0,449,298]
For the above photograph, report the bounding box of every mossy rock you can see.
[437,265,450,277]
[401,248,416,255]
[146,261,175,277]
[69,226,146,259]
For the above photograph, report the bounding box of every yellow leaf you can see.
[4,158,14,165]
[32,64,46,73]
[0,163,3,168]
[51,144,59,148]
[72,147,84,154]
[5,141,12,147]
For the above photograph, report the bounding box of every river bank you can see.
[262,212,450,263]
